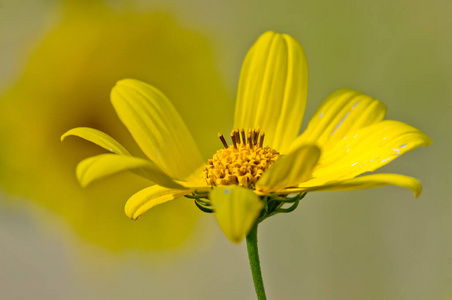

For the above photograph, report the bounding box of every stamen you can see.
[230,132,237,149]
[234,129,240,144]
[247,130,252,148]
[254,128,260,145]
[218,133,228,148]
[251,130,256,146]
[241,128,246,146]
[259,132,265,148]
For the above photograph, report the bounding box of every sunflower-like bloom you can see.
[63,31,431,244]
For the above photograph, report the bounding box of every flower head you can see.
[63,31,432,244]
[203,130,280,187]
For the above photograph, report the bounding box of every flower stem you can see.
[246,224,267,300]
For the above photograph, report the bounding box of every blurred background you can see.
[0,0,450,299]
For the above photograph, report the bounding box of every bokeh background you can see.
[0,0,450,299]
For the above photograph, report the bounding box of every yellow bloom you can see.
[63,31,432,244]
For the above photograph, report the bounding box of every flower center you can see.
[203,128,280,188]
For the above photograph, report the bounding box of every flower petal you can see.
[306,120,432,185]
[291,89,386,151]
[256,144,321,193]
[176,166,212,191]
[125,185,191,220]
[234,31,308,153]
[61,127,130,155]
[76,153,185,189]
[293,174,423,197]
[111,79,204,180]
[210,186,262,244]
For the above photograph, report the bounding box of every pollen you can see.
[203,128,280,188]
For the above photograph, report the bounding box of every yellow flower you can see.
[63,31,432,244]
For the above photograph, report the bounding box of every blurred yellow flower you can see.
[0,1,232,250]
[63,31,431,244]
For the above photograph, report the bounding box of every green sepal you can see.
[258,192,306,223]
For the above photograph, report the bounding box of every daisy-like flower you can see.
[63,31,431,246]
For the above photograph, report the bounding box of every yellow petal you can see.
[234,31,308,153]
[210,186,262,244]
[111,79,204,180]
[256,144,321,193]
[61,127,130,155]
[291,89,386,151]
[307,120,432,185]
[176,166,212,191]
[295,174,423,197]
[125,185,190,220]
[76,153,185,189]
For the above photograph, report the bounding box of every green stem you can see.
[246,224,267,300]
